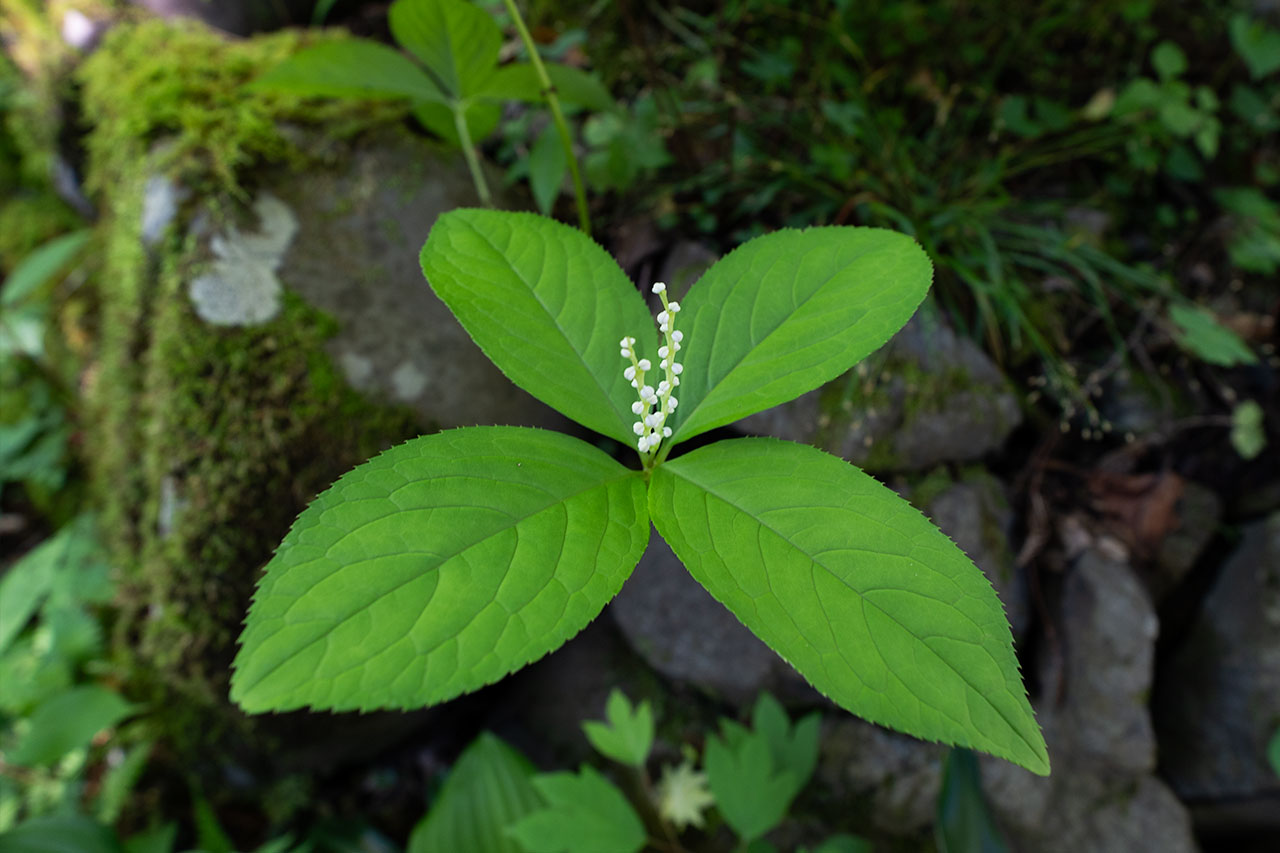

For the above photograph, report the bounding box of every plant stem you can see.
[501,0,591,234]
[453,105,493,208]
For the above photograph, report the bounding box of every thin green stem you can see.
[501,0,591,234]
[453,104,493,208]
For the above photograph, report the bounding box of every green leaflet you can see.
[249,40,446,103]
[1168,302,1258,366]
[649,438,1049,775]
[231,427,648,712]
[669,226,932,443]
[420,210,656,444]
[581,688,654,768]
[10,685,136,767]
[389,0,501,98]
[509,766,646,853]
[479,63,616,113]
[409,733,544,853]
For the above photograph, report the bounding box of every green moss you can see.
[76,18,405,200]
[78,19,421,756]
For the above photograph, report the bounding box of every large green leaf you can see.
[409,732,544,853]
[389,0,501,97]
[0,816,122,853]
[668,227,931,443]
[420,210,656,445]
[251,40,446,103]
[232,427,648,712]
[509,766,646,853]
[648,438,1048,775]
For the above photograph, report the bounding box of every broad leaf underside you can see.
[232,427,648,713]
[649,438,1048,775]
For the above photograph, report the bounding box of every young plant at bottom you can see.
[230,209,1050,776]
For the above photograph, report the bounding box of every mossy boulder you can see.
[73,17,497,763]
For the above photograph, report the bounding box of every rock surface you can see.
[739,311,1023,471]
[1157,513,1280,801]
[266,128,572,431]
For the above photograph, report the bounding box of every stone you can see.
[269,129,571,432]
[1152,479,1222,600]
[1157,513,1280,801]
[739,311,1022,471]
[1054,550,1160,774]
[609,532,808,704]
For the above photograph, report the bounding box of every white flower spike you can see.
[619,282,689,457]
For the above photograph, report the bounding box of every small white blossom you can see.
[659,359,668,369]
[652,282,666,294]
[668,396,678,409]
[638,358,651,371]
[657,380,671,395]
[671,330,684,343]
[663,426,672,437]
[672,363,684,375]
[638,436,650,452]
[620,347,631,358]
[633,422,645,435]
[658,345,669,358]
[667,301,681,313]
[632,401,645,415]
[645,413,663,427]
[624,365,636,381]
[657,310,669,325]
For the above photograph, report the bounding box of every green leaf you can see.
[1230,13,1280,79]
[805,836,873,853]
[232,427,649,712]
[420,210,656,445]
[411,99,501,147]
[1,230,90,308]
[1268,726,1280,778]
[649,438,1049,775]
[389,0,501,97]
[581,689,654,767]
[508,766,646,853]
[479,63,616,112]
[1151,41,1187,80]
[704,727,796,841]
[1168,303,1258,366]
[0,815,123,853]
[409,732,544,853]
[250,40,447,103]
[528,123,568,216]
[10,685,136,766]
[668,226,932,444]
[750,693,819,800]
[0,530,63,654]
[96,741,154,825]
[1231,401,1266,460]
[122,823,177,853]
[935,749,1009,853]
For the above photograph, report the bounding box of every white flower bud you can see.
[658,345,669,358]
[632,401,645,415]
[657,380,670,395]
[633,421,645,435]
[659,359,668,369]
[624,366,636,381]
[663,426,672,437]
[668,301,681,313]
[652,282,666,294]
[671,330,684,343]
[657,310,669,325]
[672,363,683,375]
[667,396,678,409]
[638,358,651,371]
[672,341,681,352]
[620,348,631,358]
[638,437,650,452]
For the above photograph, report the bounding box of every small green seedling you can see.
[231,209,1049,776]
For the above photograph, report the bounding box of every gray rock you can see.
[656,240,717,297]
[187,193,296,326]
[269,128,569,431]
[609,532,807,704]
[922,470,1029,639]
[740,311,1022,471]
[1152,480,1222,600]
[1054,550,1160,774]
[1159,513,1280,801]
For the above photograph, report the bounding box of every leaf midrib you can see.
[237,465,638,699]
[664,464,1042,764]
